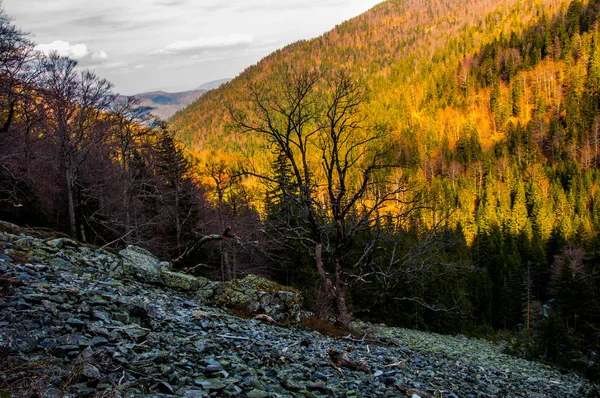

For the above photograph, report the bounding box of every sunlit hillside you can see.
[172,0,600,241]
[171,0,558,159]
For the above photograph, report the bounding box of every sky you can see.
[3,0,381,95]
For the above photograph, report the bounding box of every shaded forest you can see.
[4,0,600,380]
[0,9,246,266]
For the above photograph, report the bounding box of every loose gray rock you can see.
[0,224,597,398]
[119,245,163,284]
[82,364,101,380]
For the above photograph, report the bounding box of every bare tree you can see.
[0,6,41,134]
[0,5,43,213]
[229,67,405,325]
[205,160,237,279]
[362,214,469,318]
[39,53,115,239]
[105,97,159,242]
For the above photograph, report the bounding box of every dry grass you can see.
[226,302,256,319]
[0,346,63,397]
[0,346,118,397]
[301,316,358,339]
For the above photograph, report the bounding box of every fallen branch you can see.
[343,333,400,348]
[328,349,372,374]
[117,370,126,386]
[216,334,251,340]
[254,314,279,325]
[344,333,368,343]
[386,360,406,367]
[181,262,209,274]
[105,325,151,332]
[99,228,135,250]
[192,310,223,318]
[174,227,236,263]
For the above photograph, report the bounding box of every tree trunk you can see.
[123,183,132,244]
[175,181,182,257]
[314,242,352,324]
[334,257,352,326]
[314,242,334,314]
[0,101,15,134]
[66,167,77,239]
[79,223,87,243]
[333,217,352,326]
[122,158,132,244]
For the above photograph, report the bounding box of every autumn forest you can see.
[3,0,600,380]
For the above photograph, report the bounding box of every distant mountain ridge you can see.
[131,78,231,120]
[196,78,231,91]
[131,89,206,120]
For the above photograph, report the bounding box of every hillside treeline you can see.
[398,0,600,375]
[0,9,221,263]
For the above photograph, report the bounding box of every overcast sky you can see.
[3,0,381,95]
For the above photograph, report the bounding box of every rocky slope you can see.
[0,221,597,397]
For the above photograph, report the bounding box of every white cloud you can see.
[234,0,349,12]
[152,34,253,55]
[36,40,90,59]
[91,50,108,61]
[98,61,127,70]
[36,40,109,65]
[5,0,382,93]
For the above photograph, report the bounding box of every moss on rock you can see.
[161,269,200,290]
[214,274,302,323]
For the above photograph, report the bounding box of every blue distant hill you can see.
[128,78,232,120]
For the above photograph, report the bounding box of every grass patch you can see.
[301,316,359,339]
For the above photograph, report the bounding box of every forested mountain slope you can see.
[172,0,550,156]
[171,0,600,378]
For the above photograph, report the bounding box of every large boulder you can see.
[195,275,219,303]
[161,269,200,290]
[214,274,303,323]
[119,245,163,284]
[160,265,219,301]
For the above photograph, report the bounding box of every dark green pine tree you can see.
[588,28,600,101]
[266,149,300,222]
[126,148,159,242]
[511,80,522,118]
[490,81,501,117]
[551,247,589,332]
[265,149,316,286]
[154,125,200,259]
